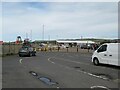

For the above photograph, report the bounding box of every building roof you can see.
[56,40,95,44]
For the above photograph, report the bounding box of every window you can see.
[97,45,107,52]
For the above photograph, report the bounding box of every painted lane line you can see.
[48,57,56,64]
[49,57,109,81]
[51,62,55,64]
[57,86,60,89]
[76,69,108,80]
[90,86,111,90]
[48,58,52,62]
[59,53,117,71]
[48,57,111,81]
[48,57,108,80]
[54,57,117,71]
[19,59,23,64]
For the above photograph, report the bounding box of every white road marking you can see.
[48,57,55,64]
[57,86,60,89]
[76,69,108,80]
[48,57,116,81]
[48,57,109,81]
[19,59,23,64]
[51,62,55,64]
[53,56,117,71]
[90,86,111,90]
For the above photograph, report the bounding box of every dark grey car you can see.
[18,46,36,57]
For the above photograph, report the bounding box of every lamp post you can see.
[26,33,28,39]
[42,24,44,41]
[30,30,32,41]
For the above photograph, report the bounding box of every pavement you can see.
[2,51,120,89]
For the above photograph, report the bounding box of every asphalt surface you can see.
[2,51,120,89]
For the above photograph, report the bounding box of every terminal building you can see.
[56,39,95,47]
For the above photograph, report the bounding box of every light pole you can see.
[42,24,44,41]
[26,33,28,39]
[48,35,50,41]
[56,35,58,40]
[30,30,32,41]
[81,36,83,39]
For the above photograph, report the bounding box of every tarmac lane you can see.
[2,52,120,89]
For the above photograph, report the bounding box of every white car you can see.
[92,43,120,66]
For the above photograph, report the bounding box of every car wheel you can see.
[28,52,32,57]
[32,53,36,56]
[19,54,22,57]
[93,58,99,66]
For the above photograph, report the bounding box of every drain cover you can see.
[29,71,38,76]
[39,77,58,85]
[29,71,58,86]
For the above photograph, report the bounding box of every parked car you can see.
[92,43,119,66]
[80,44,90,49]
[59,44,66,49]
[18,46,36,57]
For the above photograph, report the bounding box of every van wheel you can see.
[19,54,22,57]
[93,58,99,66]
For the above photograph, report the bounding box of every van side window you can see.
[97,45,107,52]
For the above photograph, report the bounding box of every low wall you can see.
[0,43,94,57]
[1,44,22,56]
[0,45,2,56]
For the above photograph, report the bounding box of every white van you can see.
[92,43,120,66]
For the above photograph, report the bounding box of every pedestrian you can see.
[77,45,78,52]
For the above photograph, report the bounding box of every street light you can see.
[42,24,44,41]
[30,30,32,41]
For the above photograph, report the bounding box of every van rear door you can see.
[107,44,119,66]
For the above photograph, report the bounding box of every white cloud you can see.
[0,3,2,40]
[2,2,118,41]
[1,0,120,2]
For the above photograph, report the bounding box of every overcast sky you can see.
[1,1,118,41]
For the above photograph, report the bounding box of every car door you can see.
[97,45,108,64]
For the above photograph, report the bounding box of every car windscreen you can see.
[20,47,28,51]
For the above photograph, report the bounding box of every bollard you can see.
[88,48,90,52]
[14,43,15,54]
[58,47,60,52]
[2,44,4,56]
[66,47,68,52]
[77,46,78,52]
[9,42,10,54]
[50,47,52,52]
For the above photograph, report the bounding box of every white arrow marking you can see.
[19,59,23,64]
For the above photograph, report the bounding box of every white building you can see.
[56,40,95,47]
